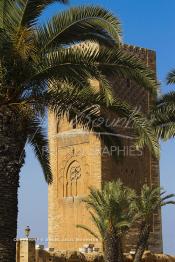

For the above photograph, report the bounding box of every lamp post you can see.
[24,226,31,239]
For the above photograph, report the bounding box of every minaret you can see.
[48,44,163,253]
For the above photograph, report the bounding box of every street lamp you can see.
[24,226,31,238]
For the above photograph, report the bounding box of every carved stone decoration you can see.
[57,147,89,198]
[69,161,81,181]
[65,160,81,197]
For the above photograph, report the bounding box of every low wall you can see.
[36,251,175,262]
[16,240,175,262]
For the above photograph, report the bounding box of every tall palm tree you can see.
[133,185,175,262]
[0,1,159,261]
[77,180,137,262]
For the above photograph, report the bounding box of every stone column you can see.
[16,238,36,262]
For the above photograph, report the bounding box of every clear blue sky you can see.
[17,0,175,255]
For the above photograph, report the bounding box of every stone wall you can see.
[37,251,175,262]
[48,115,102,251]
[16,241,175,262]
[101,45,162,253]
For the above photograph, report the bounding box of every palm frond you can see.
[83,187,106,215]
[26,119,52,183]
[135,185,175,223]
[167,69,175,84]
[44,80,159,157]
[80,180,136,243]
[95,46,158,95]
[37,6,121,51]
[155,122,175,141]
[39,44,157,95]
[15,0,67,29]
[158,91,175,105]
[161,194,175,202]
[161,201,175,206]
[151,92,175,140]
[31,45,115,104]
[76,224,100,240]
[115,220,131,230]
[31,43,158,108]
[89,211,106,238]
[43,83,122,155]
[0,0,7,29]
[106,99,159,157]
[0,0,20,34]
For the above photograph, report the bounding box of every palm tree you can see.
[0,1,159,261]
[133,185,175,262]
[77,180,137,262]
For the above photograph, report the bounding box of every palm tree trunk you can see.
[133,223,150,262]
[104,230,123,262]
[0,107,26,262]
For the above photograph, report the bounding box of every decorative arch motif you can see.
[64,160,81,197]
[58,148,89,198]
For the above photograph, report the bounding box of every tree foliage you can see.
[0,1,159,183]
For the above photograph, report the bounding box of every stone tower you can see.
[48,44,163,253]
